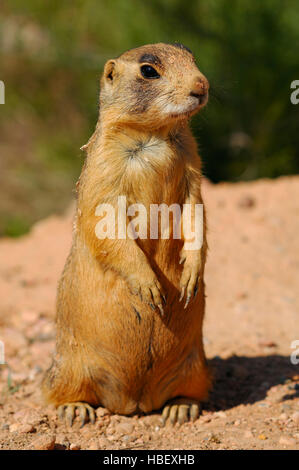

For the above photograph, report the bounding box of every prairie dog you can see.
[43,43,212,426]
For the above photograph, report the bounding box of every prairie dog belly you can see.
[64,237,196,386]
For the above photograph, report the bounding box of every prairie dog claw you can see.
[161,399,201,426]
[57,402,96,427]
[129,276,166,315]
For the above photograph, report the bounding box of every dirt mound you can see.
[0,176,298,450]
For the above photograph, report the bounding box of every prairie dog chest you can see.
[116,132,185,204]
[121,133,171,168]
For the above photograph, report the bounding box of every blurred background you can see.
[0,0,299,237]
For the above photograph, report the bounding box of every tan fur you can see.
[42,43,212,416]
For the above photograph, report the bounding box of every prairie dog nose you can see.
[190,76,209,97]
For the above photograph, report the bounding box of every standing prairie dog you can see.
[43,43,212,426]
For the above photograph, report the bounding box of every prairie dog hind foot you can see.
[58,402,96,427]
[161,398,201,426]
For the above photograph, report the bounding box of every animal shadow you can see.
[205,354,298,412]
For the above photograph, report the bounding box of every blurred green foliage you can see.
[0,0,299,236]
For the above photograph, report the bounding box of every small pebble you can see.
[96,407,109,418]
[10,423,35,434]
[116,422,134,434]
[238,195,255,209]
[70,443,81,450]
[30,434,56,450]
[13,408,43,427]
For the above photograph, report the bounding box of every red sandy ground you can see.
[0,176,298,450]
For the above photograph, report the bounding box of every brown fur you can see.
[42,43,212,416]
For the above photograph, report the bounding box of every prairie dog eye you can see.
[140,64,160,79]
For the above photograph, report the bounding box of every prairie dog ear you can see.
[103,60,116,82]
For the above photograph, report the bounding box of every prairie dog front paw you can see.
[179,250,202,308]
[128,273,166,315]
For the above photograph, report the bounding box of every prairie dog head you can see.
[100,43,209,130]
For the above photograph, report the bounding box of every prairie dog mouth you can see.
[190,92,208,107]
[164,94,208,118]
